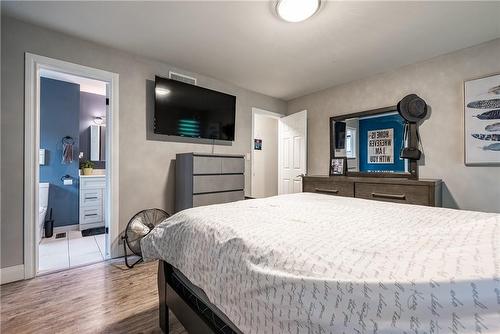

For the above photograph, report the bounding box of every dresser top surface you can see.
[177,152,244,158]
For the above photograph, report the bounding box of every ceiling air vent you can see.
[169,71,197,85]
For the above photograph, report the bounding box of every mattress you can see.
[141,193,500,333]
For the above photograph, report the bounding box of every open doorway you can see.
[251,108,308,198]
[251,108,281,198]
[24,54,119,278]
[37,70,108,274]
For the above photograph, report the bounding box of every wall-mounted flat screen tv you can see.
[154,75,236,141]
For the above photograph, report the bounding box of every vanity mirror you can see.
[90,125,106,161]
[330,106,419,178]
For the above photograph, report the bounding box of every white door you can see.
[279,110,307,194]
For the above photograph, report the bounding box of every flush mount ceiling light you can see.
[275,0,321,23]
[93,116,105,125]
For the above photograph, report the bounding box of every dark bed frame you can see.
[158,260,243,334]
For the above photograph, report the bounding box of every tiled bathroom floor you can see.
[39,230,106,274]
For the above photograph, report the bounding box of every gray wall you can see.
[0,16,286,268]
[2,14,499,270]
[288,38,500,213]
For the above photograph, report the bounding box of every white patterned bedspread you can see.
[141,193,500,334]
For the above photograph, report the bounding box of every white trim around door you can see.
[24,53,120,280]
[250,108,283,198]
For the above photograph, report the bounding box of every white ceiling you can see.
[3,1,500,100]
[40,69,107,96]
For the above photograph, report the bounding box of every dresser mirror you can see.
[330,106,418,178]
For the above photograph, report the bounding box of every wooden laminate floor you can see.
[0,260,187,334]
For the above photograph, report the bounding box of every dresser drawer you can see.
[80,177,105,189]
[303,179,354,197]
[193,190,244,207]
[221,157,244,174]
[193,174,244,194]
[80,206,103,224]
[355,183,430,205]
[193,156,221,174]
[80,188,103,206]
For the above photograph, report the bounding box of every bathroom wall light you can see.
[276,0,321,23]
[93,116,105,125]
[155,87,171,96]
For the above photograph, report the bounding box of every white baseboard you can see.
[0,264,25,285]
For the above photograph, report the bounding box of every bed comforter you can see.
[141,193,500,333]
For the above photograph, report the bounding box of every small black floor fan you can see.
[122,208,170,268]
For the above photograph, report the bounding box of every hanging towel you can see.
[62,137,74,164]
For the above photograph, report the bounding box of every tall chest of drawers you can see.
[175,153,245,212]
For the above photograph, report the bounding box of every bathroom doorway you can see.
[24,54,119,278]
[37,70,108,274]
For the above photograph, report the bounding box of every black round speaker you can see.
[397,94,428,123]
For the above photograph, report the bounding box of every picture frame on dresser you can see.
[330,157,346,176]
[464,73,500,165]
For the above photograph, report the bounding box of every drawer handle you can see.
[85,213,98,217]
[85,196,98,200]
[371,192,406,200]
[315,188,339,194]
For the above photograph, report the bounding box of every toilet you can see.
[38,182,50,243]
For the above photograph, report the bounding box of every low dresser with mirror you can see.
[303,101,442,207]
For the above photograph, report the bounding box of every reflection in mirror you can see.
[333,112,408,174]
[90,125,106,161]
[334,122,346,154]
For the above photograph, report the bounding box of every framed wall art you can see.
[464,73,500,165]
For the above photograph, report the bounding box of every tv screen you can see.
[154,76,236,141]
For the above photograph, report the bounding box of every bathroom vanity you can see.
[79,173,105,230]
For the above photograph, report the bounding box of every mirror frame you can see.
[330,106,418,179]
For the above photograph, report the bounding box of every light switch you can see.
[39,149,46,165]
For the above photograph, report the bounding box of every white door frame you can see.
[24,53,120,279]
[250,107,283,198]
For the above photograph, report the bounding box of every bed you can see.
[141,193,500,333]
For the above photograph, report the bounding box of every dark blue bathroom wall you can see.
[40,78,80,227]
[359,113,405,172]
[79,92,106,169]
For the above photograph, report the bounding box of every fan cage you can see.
[124,208,170,257]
